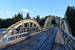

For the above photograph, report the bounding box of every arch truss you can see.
[2,19,41,42]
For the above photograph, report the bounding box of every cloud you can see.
[6,11,10,15]
[20,9,31,13]
[0,11,12,18]
[0,11,11,16]
[7,2,11,6]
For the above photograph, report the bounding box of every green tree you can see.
[40,18,45,27]
[6,18,13,27]
[13,13,23,23]
[0,13,23,28]
[65,6,75,36]
[0,18,3,28]
[25,13,31,19]
[0,18,2,22]
[35,15,40,23]
[35,15,45,27]
[51,19,57,26]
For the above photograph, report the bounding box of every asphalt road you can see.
[2,27,75,50]
[2,27,58,50]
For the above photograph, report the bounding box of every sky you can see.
[0,0,75,19]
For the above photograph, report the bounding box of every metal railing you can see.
[60,28,75,49]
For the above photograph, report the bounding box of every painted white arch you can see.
[43,17,53,30]
[43,17,61,30]
[61,20,69,33]
[3,19,41,38]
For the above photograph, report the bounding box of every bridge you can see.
[0,17,75,50]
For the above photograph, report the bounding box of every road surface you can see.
[2,27,75,50]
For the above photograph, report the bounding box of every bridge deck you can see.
[1,27,74,50]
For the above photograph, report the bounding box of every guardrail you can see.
[60,28,75,49]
